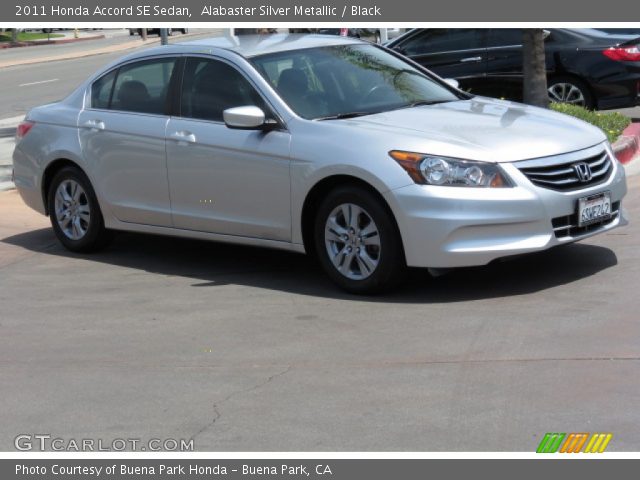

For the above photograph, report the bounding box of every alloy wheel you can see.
[54,179,91,240]
[324,203,381,280]
[548,82,586,106]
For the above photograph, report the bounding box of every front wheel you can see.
[314,186,406,294]
[48,166,112,253]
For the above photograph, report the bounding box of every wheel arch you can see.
[41,158,88,216]
[300,174,404,259]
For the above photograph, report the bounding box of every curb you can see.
[0,165,13,192]
[0,31,220,69]
[0,35,105,49]
[612,123,640,165]
[0,38,155,69]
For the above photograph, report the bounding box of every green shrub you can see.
[550,103,631,143]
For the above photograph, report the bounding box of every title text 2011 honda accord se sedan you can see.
[13,35,628,293]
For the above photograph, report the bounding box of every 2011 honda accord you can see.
[12,34,628,293]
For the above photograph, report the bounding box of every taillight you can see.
[15,121,34,142]
[339,28,348,37]
[602,45,640,62]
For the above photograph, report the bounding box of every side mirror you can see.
[444,78,459,89]
[223,106,274,130]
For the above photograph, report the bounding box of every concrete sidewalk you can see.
[0,115,21,191]
[0,29,225,69]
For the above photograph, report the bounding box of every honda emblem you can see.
[573,162,592,182]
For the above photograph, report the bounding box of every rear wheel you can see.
[547,76,594,109]
[48,166,112,252]
[314,186,406,294]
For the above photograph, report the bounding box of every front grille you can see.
[518,151,613,191]
[552,201,620,239]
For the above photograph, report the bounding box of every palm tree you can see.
[522,29,549,108]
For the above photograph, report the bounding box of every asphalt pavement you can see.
[0,175,638,451]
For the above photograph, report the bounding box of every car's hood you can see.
[339,97,606,163]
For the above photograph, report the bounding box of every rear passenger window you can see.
[91,69,116,109]
[109,58,177,114]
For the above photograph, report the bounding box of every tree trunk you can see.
[11,28,18,44]
[522,29,549,108]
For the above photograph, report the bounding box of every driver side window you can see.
[180,57,268,122]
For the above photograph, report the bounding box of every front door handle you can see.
[83,119,105,131]
[460,56,482,63]
[169,131,196,144]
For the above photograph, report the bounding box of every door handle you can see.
[460,56,482,63]
[169,131,196,144]
[83,119,105,131]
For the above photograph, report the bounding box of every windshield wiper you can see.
[400,99,455,109]
[315,111,377,121]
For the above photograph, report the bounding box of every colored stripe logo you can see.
[537,433,612,453]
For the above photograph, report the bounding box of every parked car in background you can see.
[387,28,640,109]
[129,28,188,36]
[317,28,403,43]
[595,28,640,36]
[12,35,627,293]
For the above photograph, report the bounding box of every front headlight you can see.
[389,150,513,187]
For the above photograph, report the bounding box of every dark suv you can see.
[387,28,640,110]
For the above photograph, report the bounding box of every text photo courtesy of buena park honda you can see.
[1,21,639,463]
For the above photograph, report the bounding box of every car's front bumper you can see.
[385,146,628,268]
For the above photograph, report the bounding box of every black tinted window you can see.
[181,57,267,122]
[110,58,176,114]
[487,29,523,47]
[91,69,116,109]
[401,29,485,55]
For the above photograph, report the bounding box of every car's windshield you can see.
[251,44,461,120]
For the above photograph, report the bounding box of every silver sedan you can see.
[12,34,628,293]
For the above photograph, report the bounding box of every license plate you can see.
[578,192,612,227]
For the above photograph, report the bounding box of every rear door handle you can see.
[169,130,196,144]
[460,56,482,63]
[83,119,105,131]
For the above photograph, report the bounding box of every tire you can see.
[547,76,594,109]
[313,185,406,294]
[47,166,113,253]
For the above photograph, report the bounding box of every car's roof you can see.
[126,34,366,61]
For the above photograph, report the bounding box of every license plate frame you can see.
[577,191,612,227]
